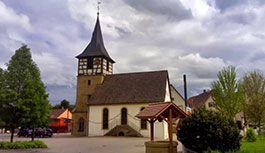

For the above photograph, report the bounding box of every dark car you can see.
[17,128,30,137]
[43,128,53,137]
[18,127,53,138]
[34,128,53,138]
[34,128,44,137]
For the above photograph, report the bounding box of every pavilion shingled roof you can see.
[135,102,187,119]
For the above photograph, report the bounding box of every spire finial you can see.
[97,0,101,16]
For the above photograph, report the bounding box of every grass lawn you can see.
[238,136,265,153]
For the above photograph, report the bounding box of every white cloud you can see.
[1,0,265,103]
[32,52,76,86]
[0,1,32,31]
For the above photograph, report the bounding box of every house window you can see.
[78,118,84,132]
[208,102,214,108]
[140,107,147,129]
[88,80,91,85]
[103,108,109,129]
[87,57,93,69]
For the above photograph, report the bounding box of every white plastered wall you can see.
[88,104,168,139]
[170,85,185,111]
[164,79,171,102]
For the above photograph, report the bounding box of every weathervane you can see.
[97,0,101,16]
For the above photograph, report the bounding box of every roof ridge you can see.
[107,70,168,76]
[149,101,171,105]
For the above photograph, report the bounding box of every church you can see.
[72,14,185,139]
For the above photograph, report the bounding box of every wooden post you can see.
[150,119,154,141]
[168,108,173,153]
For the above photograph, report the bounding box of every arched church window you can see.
[78,117,84,132]
[121,108,127,125]
[103,108,109,129]
[140,107,147,129]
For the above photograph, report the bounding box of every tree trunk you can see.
[31,127,35,141]
[10,127,14,143]
[258,120,261,135]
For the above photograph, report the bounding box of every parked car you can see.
[34,128,44,137]
[43,128,53,137]
[17,127,53,138]
[17,128,30,137]
[34,128,53,138]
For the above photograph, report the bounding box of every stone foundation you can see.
[145,141,178,153]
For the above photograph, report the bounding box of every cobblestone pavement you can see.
[0,133,182,153]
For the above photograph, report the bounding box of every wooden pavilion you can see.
[136,102,187,153]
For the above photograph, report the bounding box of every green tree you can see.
[211,66,244,119]
[0,45,50,142]
[52,99,75,111]
[242,71,265,134]
[0,64,20,142]
[60,99,69,109]
[52,103,61,109]
[68,104,75,112]
[0,68,4,89]
[177,107,241,153]
[0,89,19,142]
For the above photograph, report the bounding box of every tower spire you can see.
[76,1,115,63]
[97,0,101,16]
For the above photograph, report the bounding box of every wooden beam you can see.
[159,115,169,124]
[150,119,154,141]
[168,108,173,153]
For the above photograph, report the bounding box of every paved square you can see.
[0,134,147,153]
[0,134,182,153]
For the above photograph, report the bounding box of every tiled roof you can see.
[188,90,212,109]
[88,70,168,105]
[135,102,187,119]
[50,109,66,119]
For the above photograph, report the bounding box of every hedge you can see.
[0,140,47,149]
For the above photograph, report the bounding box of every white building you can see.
[72,14,184,139]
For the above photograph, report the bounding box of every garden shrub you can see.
[245,128,257,142]
[0,140,47,149]
[177,107,241,153]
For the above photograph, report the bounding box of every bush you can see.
[0,140,47,149]
[177,107,241,153]
[245,128,257,142]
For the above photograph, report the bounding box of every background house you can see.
[188,90,215,111]
[188,90,246,133]
[49,109,72,133]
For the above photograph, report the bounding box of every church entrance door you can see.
[121,108,127,125]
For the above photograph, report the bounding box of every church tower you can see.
[72,15,115,136]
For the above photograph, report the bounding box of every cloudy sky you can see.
[1,0,265,104]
